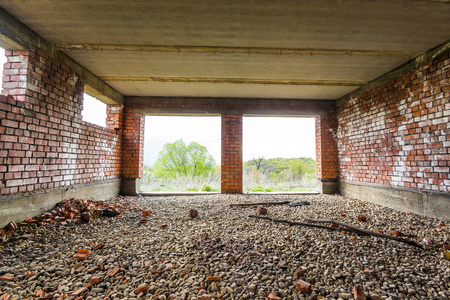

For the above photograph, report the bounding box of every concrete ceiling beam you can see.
[0,7,123,105]
[101,76,366,87]
[126,96,336,116]
[56,44,416,58]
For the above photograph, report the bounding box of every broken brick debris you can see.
[294,268,306,277]
[74,263,82,269]
[70,287,87,297]
[35,290,44,297]
[357,215,367,222]
[106,266,120,277]
[134,285,149,294]
[180,270,190,278]
[93,243,104,250]
[389,231,401,236]
[265,293,282,300]
[0,275,14,281]
[151,270,162,274]
[353,285,367,300]
[438,221,445,227]
[89,276,103,285]
[140,219,148,223]
[4,222,17,232]
[189,209,198,218]
[81,212,91,222]
[142,210,151,216]
[0,293,11,300]
[159,224,168,229]
[257,207,268,215]
[75,249,89,260]
[296,279,312,293]
[207,276,220,281]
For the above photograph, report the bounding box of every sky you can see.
[1,47,316,166]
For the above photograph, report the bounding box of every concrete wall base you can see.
[0,179,121,227]
[340,180,450,219]
[318,180,339,194]
[121,178,141,196]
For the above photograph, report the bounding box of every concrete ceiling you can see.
[0,0,449,100]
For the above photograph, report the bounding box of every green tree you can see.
[152,139,216,179]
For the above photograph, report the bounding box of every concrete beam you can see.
[0,7,123,105]
[103,76,366,87]
[126,96,335,116]
[56,43,416,58]
[338,40,450,105]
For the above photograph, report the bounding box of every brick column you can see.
[221,114,243,193]
[316,113,339,194]
[121,104,145,195]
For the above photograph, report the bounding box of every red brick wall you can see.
[221,114,243,193]
[0,50,122,195]
[337,51,450,193]
[316,113,339,180]
[121,105,144,178]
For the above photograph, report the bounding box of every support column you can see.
[121,104,145,195]
[221,114,243,194]
[316,113,339,194]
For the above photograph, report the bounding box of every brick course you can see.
[337,51,450,193]
[0,50,122,195]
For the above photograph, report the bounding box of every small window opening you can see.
[82,93,107,127]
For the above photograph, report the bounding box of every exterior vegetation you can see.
[244,157,317,192]
[141,140,316,192]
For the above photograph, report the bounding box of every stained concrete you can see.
[340,180,450,219]
[2,0,449,100]
[120,178,141,196]
[0,179,120,227]
[318,181,339,195]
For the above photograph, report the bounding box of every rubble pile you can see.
[0,194,449,300]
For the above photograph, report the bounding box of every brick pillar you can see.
[316,113,339,194]
[221,114,243,194]
[121,104,144,195]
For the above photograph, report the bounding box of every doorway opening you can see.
[142,116,221,192]
[243,117,317,192]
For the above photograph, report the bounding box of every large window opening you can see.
[243,117,317,192]
[82,93,107,127]
[143,116,221,192]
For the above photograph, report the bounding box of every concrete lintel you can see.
[127,96,335,116]
[0,179,121,227]
[337,40,450,106]
[339,180,450,219]
[0,7,123,105]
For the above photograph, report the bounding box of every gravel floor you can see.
[1,194,449,300]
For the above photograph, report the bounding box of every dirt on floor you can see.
[0,194,449,300]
